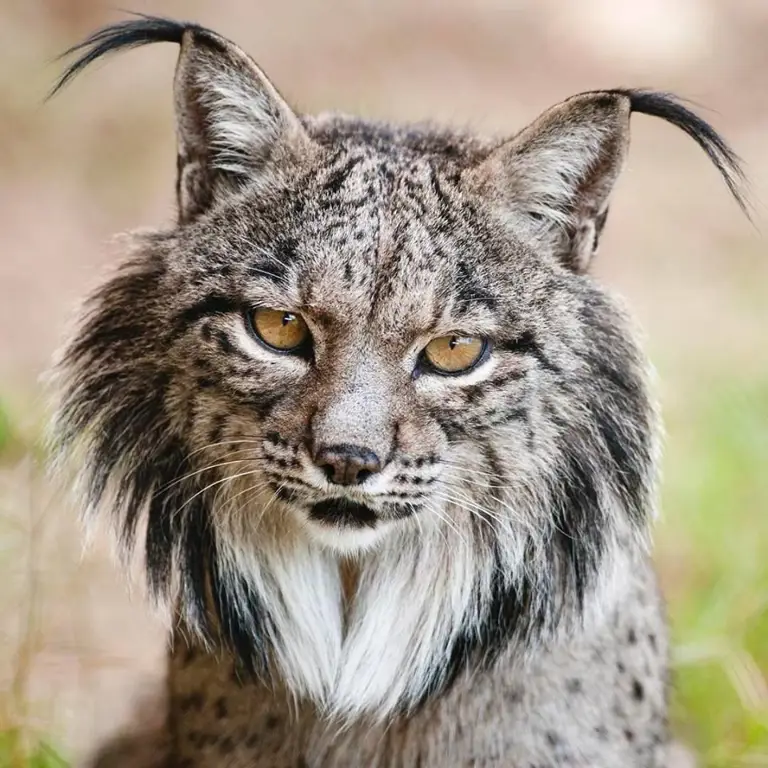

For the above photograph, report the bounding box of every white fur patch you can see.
[300,519,390,554]
[193,64,285,178]
[211,469,636,722]
[217,504,492,720]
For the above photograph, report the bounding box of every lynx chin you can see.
[48,14,748,768]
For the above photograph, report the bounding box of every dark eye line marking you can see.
[498,330,560,375]
[178,293,241,327]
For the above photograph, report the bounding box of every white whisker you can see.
[172,469,264,518]
[155,456,256,494]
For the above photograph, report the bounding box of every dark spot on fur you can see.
[182,644,198,664]
[454,260,497,312]
[187,730,206,747]
[178,691,204,713]
[322,156,362,195]
[488,368,527,387]
[215,330,234,354]
[545,731,560,747]
[214,696,228,719]
[241,389,283,419]
[275,487,299,503]
[628,627,638,644]
[207,414,226,444]
[566,678,582,694]
[632,679,645,701]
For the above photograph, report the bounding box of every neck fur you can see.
[212,502,631,722]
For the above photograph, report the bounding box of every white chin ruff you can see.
[301,516,392,554]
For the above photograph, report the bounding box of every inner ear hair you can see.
[464,89,749,273]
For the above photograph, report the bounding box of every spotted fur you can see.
[48,15,746,767]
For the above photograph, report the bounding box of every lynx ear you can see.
[51,16,314,222]
[465,90,748,273]
[172,25,312,221]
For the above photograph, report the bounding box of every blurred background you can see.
[0,0,766,765]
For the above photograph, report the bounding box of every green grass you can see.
[0,401,15,457]
[0,379,766,766]
[0,732,68,768]
[658,377,768,767]
[1,399,70,767]
[0,397,41,465]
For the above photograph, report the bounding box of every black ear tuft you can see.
[619,89,750,217]
[50,14,312,222]
[48,14,203,99]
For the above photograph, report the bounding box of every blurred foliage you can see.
[0,731,68,768]
[0,402,15,458]
[659,378,768,766]
[0,398,45,466]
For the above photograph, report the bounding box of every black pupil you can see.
[449,336,458,350]
[282,313,294,326]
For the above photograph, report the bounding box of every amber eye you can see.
[249,308,310,352]
[422,335,487,375]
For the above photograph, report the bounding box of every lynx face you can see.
[166,136,594,555]
[49,17,745,717]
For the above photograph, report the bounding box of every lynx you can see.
[49,15,747,767]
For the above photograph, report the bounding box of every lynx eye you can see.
[248,308,310,352]
[422,335,487,375]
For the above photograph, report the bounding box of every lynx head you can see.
[49,16,747,719]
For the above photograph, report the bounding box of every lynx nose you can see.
[314,444,382,486]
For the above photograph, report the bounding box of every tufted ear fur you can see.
[51,15,314,223]
[172,24,313,221]
[465,90,748,273]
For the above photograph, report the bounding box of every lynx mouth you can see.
[308,499,378,528]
